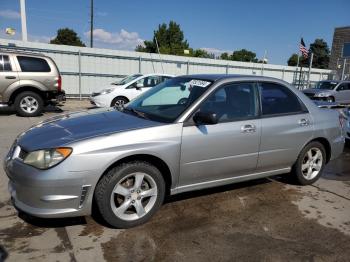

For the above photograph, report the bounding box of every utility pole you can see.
[20,0,28,41]
[90,0,94,48]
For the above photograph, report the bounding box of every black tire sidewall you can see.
[111,97,128,108]
[293,141,326,185]
[95,161,165,228]
[14,91,44,117]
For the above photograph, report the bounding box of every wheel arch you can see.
[9,86,45,104]
[308,137,332,163]
[97,154,173,196]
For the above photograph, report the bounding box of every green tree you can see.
[136,21,189,56]
[220,52,230,60]
[231,49,258,62]
[190,49,214,58]
[287,53,308,67]
[309,38,330,69]
[50,28,85,47]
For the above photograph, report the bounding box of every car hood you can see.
[302,88,333,95]
[17,108,164,152]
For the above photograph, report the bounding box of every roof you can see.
[180,74,282,82]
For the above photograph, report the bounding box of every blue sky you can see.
[0,0,349,65]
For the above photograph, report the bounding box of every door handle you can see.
[241,124,256,133]
[5,76,16,79]
[298,119,310,126]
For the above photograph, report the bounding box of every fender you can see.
[3,80,48,102]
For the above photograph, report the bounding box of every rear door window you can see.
[17,56,51,72]
[0,55,12,71]
[260,82,305,116]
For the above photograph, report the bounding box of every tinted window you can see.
[338,83,350,91]
[198,82,258,123]
[0,55,12,71]
[260,82,303,116]
[136,76,162,88]
[17,56,51,72]
[343,43,350,57]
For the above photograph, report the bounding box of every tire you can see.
[292,141,326,185]
[94,161,165,228]
[111,97,129,108]
[326,96,335,103]
[14,91,44,117]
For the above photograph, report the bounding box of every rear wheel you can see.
[94,161,165,228]
[14,91,44,117]
[292,141,326,185]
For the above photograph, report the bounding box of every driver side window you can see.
[338,83,350,91]
[136,76,162,88]
[198,82,258,123]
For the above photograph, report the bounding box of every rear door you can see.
[257,82,314,172]
[0,54,19,102]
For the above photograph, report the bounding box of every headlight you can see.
[100,88,114,95]
[315,92,329,97]
[23,148,72,169]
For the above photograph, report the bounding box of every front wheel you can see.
[111,97,129,109]
[292,141,326,185]
[94,161,165,228]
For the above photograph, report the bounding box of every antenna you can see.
[90,0,94,48]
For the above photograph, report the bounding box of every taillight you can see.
[57,75,62,92]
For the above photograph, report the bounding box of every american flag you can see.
[299,38,309,58]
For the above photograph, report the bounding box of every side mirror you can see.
[193,111,218,125]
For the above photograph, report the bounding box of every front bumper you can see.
[89,95,110,108]
[4,155,95,218]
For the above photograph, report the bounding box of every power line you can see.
[90,0,94,48]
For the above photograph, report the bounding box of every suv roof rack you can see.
[0,45,45,57]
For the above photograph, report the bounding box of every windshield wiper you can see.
[122,107,149,120]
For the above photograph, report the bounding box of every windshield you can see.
[124,77,213,123]
[112,74,143,85]
[313,81,338,90]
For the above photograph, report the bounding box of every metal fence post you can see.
[282,68,285,80]
[341,58,346,80]
[78,50,82,100]
[187,61,189,75]
[226,64,229,74]
[139,56,142,73]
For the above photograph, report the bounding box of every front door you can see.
[179,82,261,187]
[334,83,350,103]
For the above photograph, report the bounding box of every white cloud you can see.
[200,47,232,56]
[0,9,20,19]
[85,28,144,50]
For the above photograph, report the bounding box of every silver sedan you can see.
[4,75,345,228]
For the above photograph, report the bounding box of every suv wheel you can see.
[292,141,326,185]
[95,161,165,228]
[14,91,44,117]
[111,97,128,109]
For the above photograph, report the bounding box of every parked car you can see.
[314,101,350,141]
[0,50,65,116]
[5,75,344,228]
[302,80,350,103]
[90,73,173,108]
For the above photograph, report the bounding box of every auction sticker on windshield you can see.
[189,79,211,87]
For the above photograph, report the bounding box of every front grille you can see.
[304,93,315,98]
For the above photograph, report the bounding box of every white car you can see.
[90,73,173,108]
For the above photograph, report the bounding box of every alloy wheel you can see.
[19,96,39,114]
[301,147,323,180]
[110,172,158,221]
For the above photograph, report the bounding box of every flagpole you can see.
[307,52,314,89]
